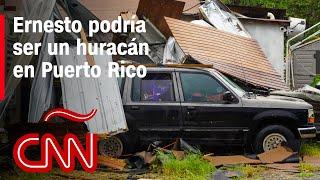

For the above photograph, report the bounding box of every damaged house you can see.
[1,0,292,129]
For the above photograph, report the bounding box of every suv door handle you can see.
[131,106,140,110]
[187,106,196,110]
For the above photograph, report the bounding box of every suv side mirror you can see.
[223,91,236,103]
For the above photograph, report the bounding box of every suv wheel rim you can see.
[262,133,287,152]
[98,136,123,158]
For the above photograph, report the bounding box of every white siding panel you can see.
[56,48,128,135]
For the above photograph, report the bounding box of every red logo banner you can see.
[0,14,5,101]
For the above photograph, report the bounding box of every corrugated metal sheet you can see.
[78,0,200,21]
[0,0,56,120]
[28,32,55,123]
[165,17,287,90]
[56,47,128,135]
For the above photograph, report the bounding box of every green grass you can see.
[229,164,265,179]
[156,152,215,180]
[298,163,320,177]
[300,142,320,157]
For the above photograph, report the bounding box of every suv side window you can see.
[132,73,175,102]
[180,72,227,103]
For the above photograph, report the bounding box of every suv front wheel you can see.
[254,125,299,153]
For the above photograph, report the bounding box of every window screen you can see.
[132,73,175,102]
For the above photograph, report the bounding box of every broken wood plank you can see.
[98,155,126,170]
[80,29,95,66]
[172,150,186,160]
[257,146,293,164]
[204,155,261,167]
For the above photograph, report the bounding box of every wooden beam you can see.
[80,29,95,66]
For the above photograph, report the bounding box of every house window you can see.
[132,73,175,102]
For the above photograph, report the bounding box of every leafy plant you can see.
[300,142,320,157]
[156,152,215,180]
[229,164,265,178]
[311,75,320,87]
[222,0,320,26]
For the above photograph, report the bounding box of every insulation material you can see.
[56,47,128,135]
[28,31,55,123]
[190,20,213,28]
[163,37,185,64]
[199,0,250,38]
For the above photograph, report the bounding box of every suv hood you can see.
[242,95,313,109]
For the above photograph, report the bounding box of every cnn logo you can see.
[12,108,99,173]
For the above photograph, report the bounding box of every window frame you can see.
[130,71,179,103]
[178,71,238,104]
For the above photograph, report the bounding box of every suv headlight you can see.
[308,109,315,124]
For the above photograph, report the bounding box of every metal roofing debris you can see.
[228,5,287,20]
[238,17,291,26]
[0,0,56,120]
[199,0,251,38]
[163,37,185,64]
[28,32,55,123]
[56,47,128,135]
[164,17,288,90]
[271,85,320,102]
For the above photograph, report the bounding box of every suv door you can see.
[124,70,182,144]
[177,71,246,146]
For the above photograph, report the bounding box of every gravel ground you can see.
[3,166,320,180]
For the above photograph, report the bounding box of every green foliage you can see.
[222,0,320,26]
[228,164,266,179]
[311,75,320,87]
[300,142,320,157]
[298,163,320,177]
[157,152,215,180]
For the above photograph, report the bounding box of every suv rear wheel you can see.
[98,134,137,158]
[254,125,298,153]
[99,136,124,158]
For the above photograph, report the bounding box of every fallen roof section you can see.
[164,17,287,90]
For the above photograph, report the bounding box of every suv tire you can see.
[254,125,299,153]
[98,133,137,158]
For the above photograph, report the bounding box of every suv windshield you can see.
[213,71,246,96]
